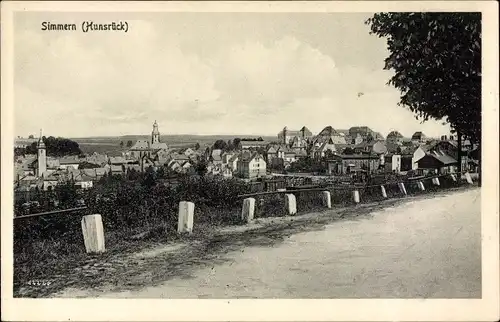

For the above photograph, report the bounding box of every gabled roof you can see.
[267,146,278,154]
[348,126,373,136]
[109,156,126,164]
[110,165,123,172]
[130,140,150,150]
[300,126,313,136]
[411,131,426,140]
[317,126,340,137]
[387,130,404,138]
[228,154,240,162]
[295,149,307,156]
[150,142,169,150]
[420,151,457,165]
[59,157,80,165]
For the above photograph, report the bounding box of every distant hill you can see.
[72,134,277,156]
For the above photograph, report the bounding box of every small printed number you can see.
[27,280,52,286]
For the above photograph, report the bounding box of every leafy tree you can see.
[126,140,133,148]
[141,166,157,189]
[28,134,34,139]
[24,136,82,156]
[232,138,241,150]
[195,159,208,176]
[366,13,481,178]
[213,139,228,151]
[120,141,124,148]
[194,142,201,150]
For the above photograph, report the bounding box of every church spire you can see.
[152,121,160,144]
[38,129,45,148]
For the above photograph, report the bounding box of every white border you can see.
[1,1,499,321]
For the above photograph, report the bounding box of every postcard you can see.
[1,1,498,321]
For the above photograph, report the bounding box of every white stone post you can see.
[398,182,407,195]
[432,177,441,186]
[322,191,331,208]
[81,214,106,254]
[450,173,457,182]
[177,201,194,233]
[417,181,425,191]
[465,172,473,184]
[241,198,256,223]
[284,194,297,215]
[352,190,360,204]
[380,185,387,198]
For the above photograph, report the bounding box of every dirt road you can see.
[58,188,480,298]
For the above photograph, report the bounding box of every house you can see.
[386,130,405,145]
[354,140,387,155]
[211,149,223,166]
[411,131,427,144]
[110,165,124,175]
[228,153,240,171]
[276,147,296,166]
[348,126,383,142]
[416,151,458,174]
[278,126,313,144]
[326,154,381,175]
[266,146,278,162]
[180,161,193,173]
[294,149,308,160]
[59,157,80,170]
[109,156,128,165]
[237,152,267,179]
[384,154,402,173]
[220,166,233,179]
[72,172,94,190]
[221,151,236,165]
[85,153,109,166]
[314,126,347,145]
[311,140,337,159]
[412,140,459,170]
[290,136,308,150]
[240,140,268,150]
[181,148,195,157]
[168,160,182,172]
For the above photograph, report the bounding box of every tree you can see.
[366,13,481,180]
[120,141,124,148]
[232,138,241,150]
[194,142,200,150]
[366,133,374,143]
[28,134,34,139]
[126,140,133,148]
[213,139,228,151]
[195,159,208,176]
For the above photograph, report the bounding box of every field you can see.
[50,135,276,156]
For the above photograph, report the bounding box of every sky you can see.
[14,12,451,139]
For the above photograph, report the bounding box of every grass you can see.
[13,179,476,298]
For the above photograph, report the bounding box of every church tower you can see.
[151,120,160,144]
[37,129,47,177]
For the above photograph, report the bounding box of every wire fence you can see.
[237,171,473,199]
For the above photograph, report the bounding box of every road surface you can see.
[73,188,483,298]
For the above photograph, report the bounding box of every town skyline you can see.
[16,123,450,141]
